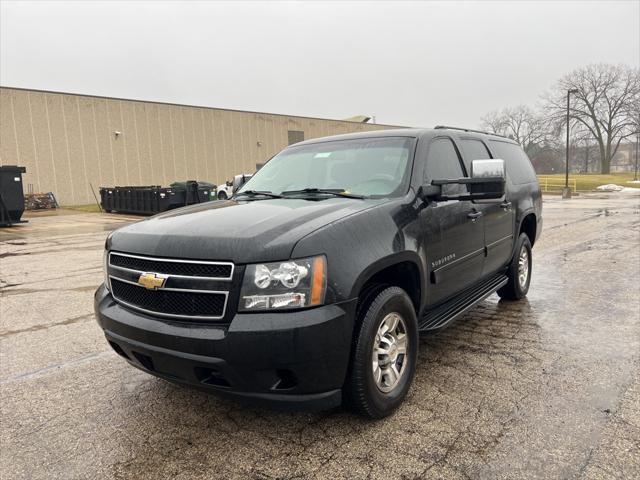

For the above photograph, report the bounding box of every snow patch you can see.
[596,184,640,192]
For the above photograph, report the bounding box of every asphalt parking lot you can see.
[1,193,639,480]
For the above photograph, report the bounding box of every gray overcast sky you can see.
[1,0,639,128]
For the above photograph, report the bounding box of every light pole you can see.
[635,133,639,181]
[563,89,579,199]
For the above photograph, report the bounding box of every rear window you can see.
[459,139,492,173]
[487,140,537,184]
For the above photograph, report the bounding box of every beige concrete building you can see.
[0,87,400,205]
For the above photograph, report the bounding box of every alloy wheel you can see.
[518,245,529,289]
[372,312,408,393]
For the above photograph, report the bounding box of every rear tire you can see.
[217,191,228,200]
[497,233,532,300]
[344,286,418,418]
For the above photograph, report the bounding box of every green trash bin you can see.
[169,180,216,206]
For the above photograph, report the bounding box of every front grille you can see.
[111,279,227,319]
[110,253,233,279]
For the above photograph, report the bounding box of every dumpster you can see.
[100,182,216,215]
[100,180,216,216]
[100,186,175,215]
[0,165,27,227]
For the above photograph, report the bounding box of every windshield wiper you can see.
[280,188,365,199]
[234,190,284,199]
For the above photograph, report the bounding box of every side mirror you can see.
[468,159,506,202]
[471,159,505,180]
[232,174,252,193]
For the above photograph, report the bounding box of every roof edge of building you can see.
[0,85,407,128]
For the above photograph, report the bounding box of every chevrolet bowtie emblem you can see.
[137,272,168,290]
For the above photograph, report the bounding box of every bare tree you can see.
[480,105,549,155]
[571,123,597,173]
[544,64,640,173]
[480,110,506,136]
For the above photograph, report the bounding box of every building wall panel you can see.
[28,92,58,198]
[134,102,152,186]
[0,90,18,165]
[145,103,165,186]
[78,96,100,194]
[61,94,87,203]
[96,99,115,189]
[3,89,40,192]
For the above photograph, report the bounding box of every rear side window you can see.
[488,140,537,184]
[459,139,492,173]
[425,138,466,195]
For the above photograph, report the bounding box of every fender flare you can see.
[349,251,426,310]
[512,208,537,257]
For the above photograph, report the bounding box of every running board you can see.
[418,274,508,332]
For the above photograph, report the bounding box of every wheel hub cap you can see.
[372,312,408,393]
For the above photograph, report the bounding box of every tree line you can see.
[480,64,639,174]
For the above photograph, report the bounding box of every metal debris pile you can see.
[24,192,59,210]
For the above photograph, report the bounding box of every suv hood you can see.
[109,198,384,263]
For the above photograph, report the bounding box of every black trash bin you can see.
[0,165,27,227]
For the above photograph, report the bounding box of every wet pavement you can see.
[1,194,639,479]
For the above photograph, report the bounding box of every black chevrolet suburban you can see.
[95,127,542,418]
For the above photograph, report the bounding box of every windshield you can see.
[238,137,414,198]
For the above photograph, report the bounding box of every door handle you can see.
[500,201,512,210]
[467,211,483,221]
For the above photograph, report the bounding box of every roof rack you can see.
[434,125,510,139]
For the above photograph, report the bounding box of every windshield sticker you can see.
[314,152,332,158]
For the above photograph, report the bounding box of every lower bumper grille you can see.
[111,278,227,319]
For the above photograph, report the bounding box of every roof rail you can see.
[434,125,510,139]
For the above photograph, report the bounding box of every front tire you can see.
[217,191,228,200]
[497,233,532,300]
[345,286,418,418]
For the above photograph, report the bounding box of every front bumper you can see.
[94,284,357,410]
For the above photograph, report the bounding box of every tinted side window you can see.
[425,138,465,195]
[460,139,491,173]
[488,140,537,184]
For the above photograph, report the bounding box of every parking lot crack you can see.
[0,313,95,338]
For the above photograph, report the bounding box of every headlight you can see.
[239,256,326,311]
[103,250,110,291]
